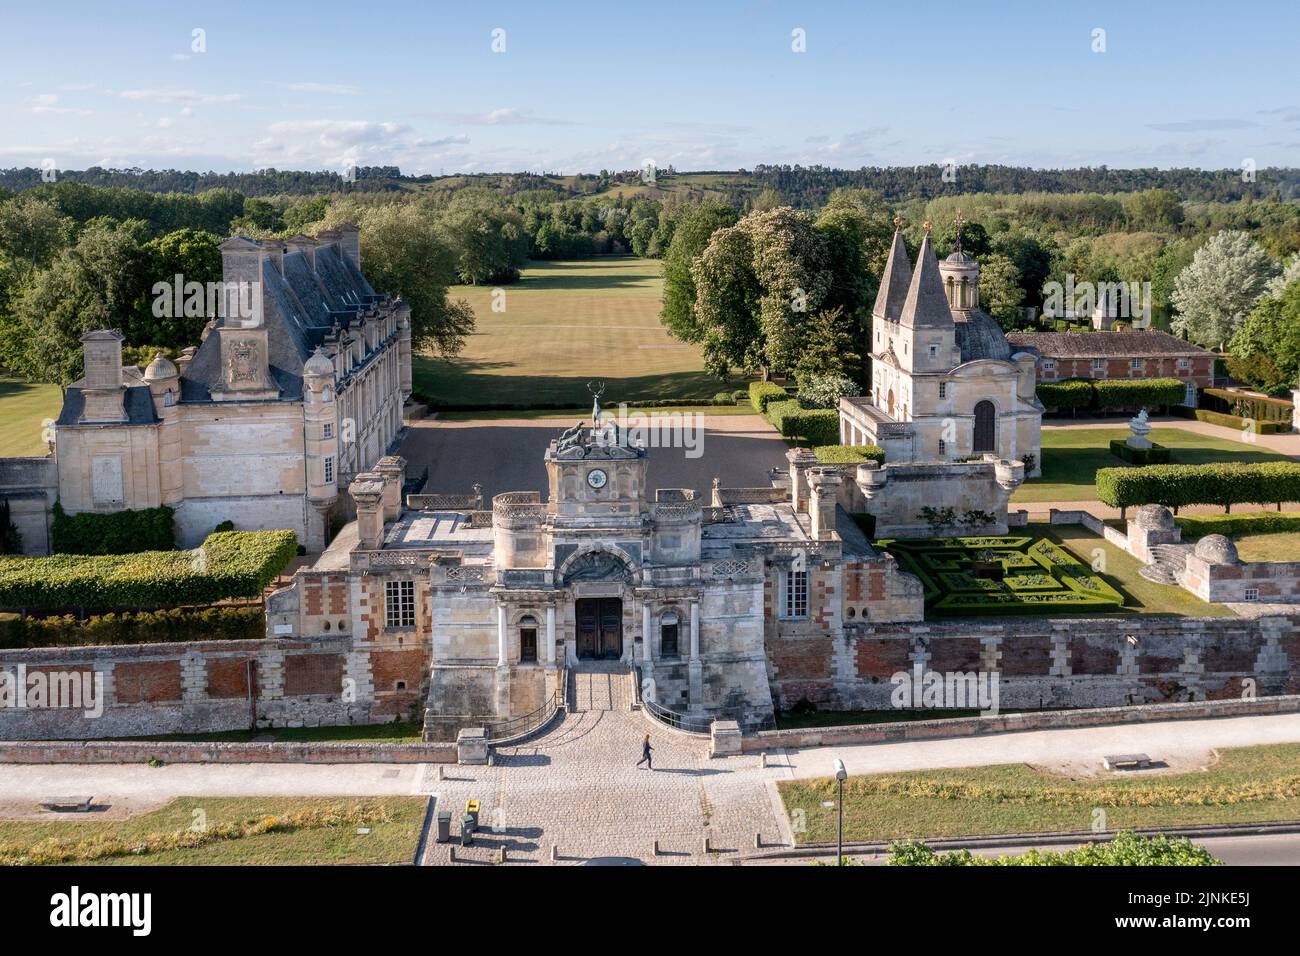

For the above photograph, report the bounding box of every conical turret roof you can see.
[899,232,954,329]
[872,228,913,322]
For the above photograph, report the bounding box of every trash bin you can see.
[435,811,451,844]
[465,799,481,828]
[460,813,475,846]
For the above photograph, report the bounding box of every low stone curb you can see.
[0,739,457,764]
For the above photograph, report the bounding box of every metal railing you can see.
[484,688,562,743]
[632,663,712,735]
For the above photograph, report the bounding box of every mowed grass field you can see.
[1013,425,1294,503]
[779,743,1300,844]
[0,376,60,457]
[414,257,736,406]
[0,796,427,865]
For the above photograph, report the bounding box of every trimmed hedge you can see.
[1036,377,1189,412]
[1174,512,1300,537]
[1201,388,1293,425]
[1182,408,1289,434]
[1036,378,1093,409]
[814,444,886,465]
[50,503,175,555]
[767,401,840,445]
[749,381,788,414]
[0,606,265,649]
[0,530,298,611]
[1093,377,1186,410]
[1108,439,1171,465]
[1096,461,1300,512]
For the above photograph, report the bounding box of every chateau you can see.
[265,419,924,735]
[0,226,412,553]
[839,220,1043,475]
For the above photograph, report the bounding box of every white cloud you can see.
[286,82,361,95]
[120,88,240,105]
[423,107,576,126]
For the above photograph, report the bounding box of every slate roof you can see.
[56,384,159,427]
[1005,330,1211,359]
[955,310,1012,362]
[872,230,913,322]
[180,240,379,403]
[898,233,954,330]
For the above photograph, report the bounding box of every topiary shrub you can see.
[749,381,788,414]
[1096,461,1300,515]
[1108,439,1172,465]
[814,444,885,465]
[767,402,839,445]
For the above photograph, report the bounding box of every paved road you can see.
[399,413,789,503]
[772,712,1300,779]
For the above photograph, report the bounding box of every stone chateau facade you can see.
[0,226,412,553]
[265,421,925,736]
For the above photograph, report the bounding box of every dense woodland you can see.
[0,164,1297,398]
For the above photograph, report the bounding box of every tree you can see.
[0,195,71,280]
[1229,279,1300,394]
[793,306,860,382]
[1171,230,1277,346]
[321,203,473,357]
[816,189,893,382]
[991,231,1055,311]
[659,202,739,343]
[1125,188,1185,231]
[133,228,222,348]
[978,254,1025,328]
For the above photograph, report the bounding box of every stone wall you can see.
[766,614,1298,712]
[1183,554,1300,604]
[0,633,424,741]
[0,456,55,555]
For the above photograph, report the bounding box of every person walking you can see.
[635,733,653,770]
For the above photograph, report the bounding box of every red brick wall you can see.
[1036,355,1212,388]
[282,653,344,696]
[114,660,183,704]
[206,658,252,699]
[856,638,911,678]
[928,638,982,672]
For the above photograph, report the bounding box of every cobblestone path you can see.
[420,664,786,865]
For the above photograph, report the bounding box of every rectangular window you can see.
[1092,358,1106,372]
[323,422,333,439]
[782,569,809,619]
[1130,358,1144,370]
[1244,588,1259,603]
[938,382,947,399]
[385,580,416,628]
[1177,357,1190,370]
[938,438,946,457]
[928,344,938,358]
[1042,360,1056,372]
[323,456,335,484]
[660,620,679,658]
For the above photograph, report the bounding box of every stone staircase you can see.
[568,661,635,713]
[1139,542,1193,585]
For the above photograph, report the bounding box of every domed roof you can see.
[143,350,177,381]
[1133,504,1175,531]
[1194,534,1241,565]
[303,347,334,377]
[944,249,975,265]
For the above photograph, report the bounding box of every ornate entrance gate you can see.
[576,597,623,660]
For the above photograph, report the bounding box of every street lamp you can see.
[834,757,848,866]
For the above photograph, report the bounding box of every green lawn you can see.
[778,743,1300,844]
[432,403,756,422]
[1225,531,1300,562]
[0,376,60,457]
[415,258,738,406]
[0,796,427,865]
[1014,426,1292,503]
[1045,524,1234,617]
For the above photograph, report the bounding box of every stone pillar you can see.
[545,605,556,665]
[373,455,406,521]
[642,600,653,663]
[689,600,700,661]
[786,447,817,514]
[497,603,509,666]
[350,473,385,550]
[808,467,843,541]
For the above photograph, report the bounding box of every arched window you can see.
[518,614,538,663]
[973,400,996,453]
[660,611,680,659]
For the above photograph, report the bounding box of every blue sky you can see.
[1,0,1297,174]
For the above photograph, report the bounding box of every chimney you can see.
[78,330,127,423]
[350,473,386,550]
[218,236,262,287]
[373,455,406,522]
[785,447,818,514]
[335,223,361,271]
[260,238,284,276]
[807,467,843,541]
[285,234,318,273]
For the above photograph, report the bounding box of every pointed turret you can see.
[899,224,954,331]
[872,216,913,322]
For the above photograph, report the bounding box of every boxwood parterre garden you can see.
[874,535,1124,616]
